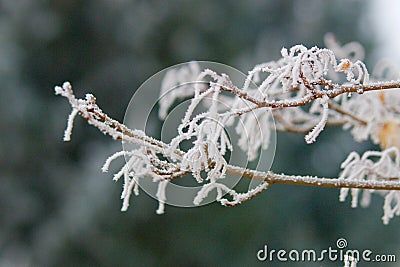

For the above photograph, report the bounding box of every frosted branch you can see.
[338,147,400,224]
[305,95,329,144]
[55,38,400,223]
[63,108,78,141]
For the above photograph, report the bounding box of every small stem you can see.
[226,165,400,190]
[328,101,368,125]
[221,85,264,107]
[225,79,400,110]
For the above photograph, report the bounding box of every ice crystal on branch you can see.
[55,36,400,223]
[339,147,400,224]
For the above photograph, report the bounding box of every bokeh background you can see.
[1,0,400,266]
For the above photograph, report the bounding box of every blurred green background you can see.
[1,0,399,266]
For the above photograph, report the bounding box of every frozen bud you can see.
[336,58,352,71]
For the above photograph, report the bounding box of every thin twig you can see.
[83,96,400,191]
[226,165,400,191]
[328,101,368,125]
[56,79,400,192]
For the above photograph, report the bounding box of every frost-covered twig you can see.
[226,165,400,191]
[55,80,400,213]
[55,37,400,223]
[338,147,400,224]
